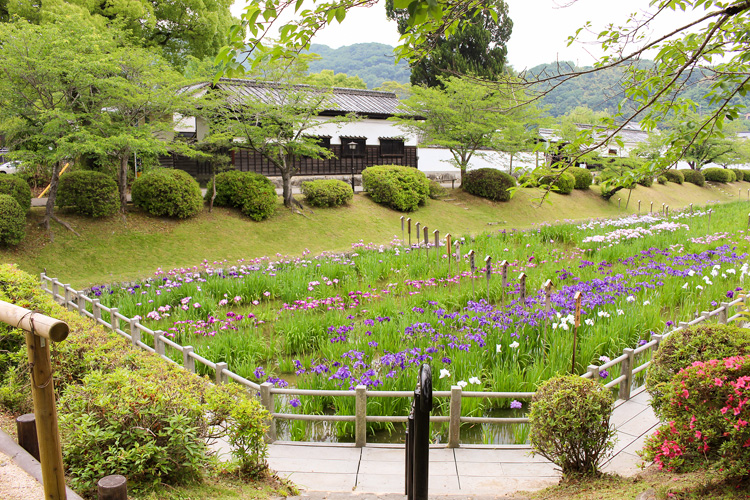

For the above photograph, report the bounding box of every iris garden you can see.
[91,201,750,443]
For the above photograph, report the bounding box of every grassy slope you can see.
[0,182,740,288]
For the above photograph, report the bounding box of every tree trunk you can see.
[508,153,514,175]
[42,161,62,233]
[118,152,130,214]
[281,168,293,207]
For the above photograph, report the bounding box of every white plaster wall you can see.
[417,147,543,174]
[310,117,417,146]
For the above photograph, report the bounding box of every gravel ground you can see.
[0,450,44,500]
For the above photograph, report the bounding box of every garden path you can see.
[267,387,658,498]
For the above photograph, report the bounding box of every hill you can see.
[304,43,411,89]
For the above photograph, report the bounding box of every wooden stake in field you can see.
[638,200,641,215]
[500,260,509,291]
[400,216,405,244]
[467,250,476,302]
[415,222,421,254]
[518,272,527,305]
[543,279,553,354]
[433,230,440,264]
[454,241,461,289]
[665,205,669,218]
[747,213,750,231]
[423,227,429,256]
[618,198,621,211]
[707,209,712,235]
[572,291,582,374]
[484,255,492,303]
[446,233,452,280]
[0,301,70,500]
[650,201,653,214]
[690,203,693,215]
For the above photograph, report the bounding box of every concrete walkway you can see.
[269,387,658,498]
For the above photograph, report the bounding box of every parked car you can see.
[0,161,20,174]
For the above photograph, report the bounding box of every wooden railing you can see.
[41,273,745,447]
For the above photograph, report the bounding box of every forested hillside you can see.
[305,43,410,89]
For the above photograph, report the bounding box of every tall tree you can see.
[0,17,114,234]
[392,76,506,184]
[385,0,511,87]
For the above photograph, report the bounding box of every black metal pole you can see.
[350,154,355,192]
[406,410,414,498]
[412,364,432,500]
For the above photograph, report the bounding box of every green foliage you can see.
[702,167,733,183]
[462,168,516,201]
[0,195,26,246]
[682,169,706,187]
[518,171,538,188]
[361,165,429,212]
[0,175,31,212]
[60,367,210,495]
[529,376,615,476]
[647,324,750,418]
[301,179,353,207]
[658,175,668,185]
[428,179,448,199]
[637,175,654,187]
[305,69,367,89]
[537,171,575,195]
[305,43,411,89]
[665,170,684,184]
[132,169,203,219]
[642,355,750,479]
[207,170,277,220]
[56,171,120,217]
[567,167,593,189]
[740,170,750,182]
[727,169,737,182]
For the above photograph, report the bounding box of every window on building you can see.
[341,137,366,157]
[380,138,405,156]
[608,148,618,156]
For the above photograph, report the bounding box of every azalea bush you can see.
[0,194,26,246]
[642,355,750,479]
[87,201,750,442]
[301,179,353,207]
[132,169,203,219]
[462,168,517,201]
[362,164,429,211]
[56,170,120,217]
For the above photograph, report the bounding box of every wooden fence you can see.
[39,272,746,447]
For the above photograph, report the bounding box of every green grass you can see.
[0,182,741,287]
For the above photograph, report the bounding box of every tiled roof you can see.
[210,79,401,116]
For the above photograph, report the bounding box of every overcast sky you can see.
[230,0,694,69]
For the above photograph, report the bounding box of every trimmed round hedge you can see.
[207,171,276,221]
[462,168,516,202]
[0,194,26,246]
[657,175,667,185]
[362,165,429,212]
[428,179,448,199]
[0,175,31,212]
[664,170,684,184]
[740,170,750,182]
[56,171,120,217]
[567,167,593,190]
[537,171,575,195]
[702,167,733,183]
[132,169,203,219]
[301,179,353,208]
[682,169,705,186]
[529,375,615,476]
[637,175,653,187]
[646,324,750,418]
[731,169,744,182]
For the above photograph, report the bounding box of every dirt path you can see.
[0,450,44,500]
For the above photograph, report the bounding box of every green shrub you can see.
[642,355,750,479]
[658,175,668,184]
[740,170,750,182]
[682,169,706,186]
[702,167,732,183]
[132,169,203,218]
[637,175,653,187]
[0,175,31,212]
[56,171,120,217]
[646,324,750,417]
[0,195,25,246]
[567,167,593,190]
[664,170,685,184]
[518,171,538,188]
[427,179,448,199]
[462,168,517,202]
[592,176,601,185]
[537,171,575,195]
[731,169,744,182]
[529,375,615,476]
[301,179,353,207]
[362,165,429,212]
[207,170,277,221]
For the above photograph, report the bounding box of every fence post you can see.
[448,385,462,448]
[651,333,663,354]
[92,298,101,323]
[98,474,127,500]
[40,272,47,291]
[16,414,40,461]
[260,382,276,443]
[129,318,140,347]
[355,385,367,447]
[154,330,165,357]
[183,346,195,372]
[678,321,689,330]
[619,348,635,400]
[588,364,600,381]
[110,308,119,332]
[51,279,59,304]
[63,284,72,310]
[77,291,86,315]
[719,302,729,324]
[215,362,228,384]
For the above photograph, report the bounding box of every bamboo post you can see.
[0,301,71,500]
[572,291,582,374]
[500,260,509,289]
[433,230,440,265]
[446,233,452,279]
[518,273,527,304]
[690,203,693,215]
[707,209,712,235]
[415,222,421,253]
[650,201,653,214]
[468,250,476,302]
[400,216,405,244]
[618,198,621,211]
[543,280,553,313]
[638,200,641,215]
[484,255,492,302]
[407,218,412,247]
[454,241,461,288]
[423,226,429,256]
[666,205,669,218]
